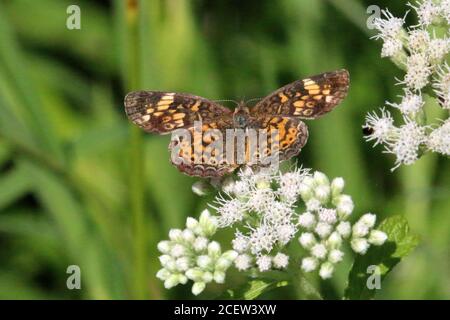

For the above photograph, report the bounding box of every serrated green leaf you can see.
[344,215,420,300]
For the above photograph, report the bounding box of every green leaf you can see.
[344,215,420,299]
[225,279,289,300]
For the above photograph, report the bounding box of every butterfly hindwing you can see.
[251,70,350,119]
[124,91,232,134]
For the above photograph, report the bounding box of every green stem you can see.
[123,0,148,300]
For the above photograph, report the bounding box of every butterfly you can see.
[124,69,350,178]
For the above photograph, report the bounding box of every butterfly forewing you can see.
[124,91,232,134]
[251,69,350,119]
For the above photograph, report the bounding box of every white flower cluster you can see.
[156,209,237,296]
[210,168,387,279]
[296,173,386,279]
[366,1,450,169]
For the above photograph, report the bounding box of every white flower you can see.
[408,0,441,27]
[318,208,338,224]
[214,197,246,228]
[233,180,251,196]
[427,120,450,155]
[328,249,344,264]
[402,53,432,90]
[298,212,316,229]
[314,185,331,204]
[256,255,272,272]
[232,232,249,253]
[381,38,404,58]
[248,224,276,254]
[157,241,172,254]
[433,63,450,110]
[234,254,252,271]
[372,9,405,40]
[336,221,352,238]
[301,257,318,272]
[351,238,370,254]
[315,222,333,239]
[441,0,450,23]
[265,201,294,225]
[311,243,328,260]
[247,188,276,213]
[278,169,309,202]
[176,257,190,272]
[364,109,396,146]
[408,28,430,52]
[298,232,316,249]
[385,119,427,169]
[427,36,450,64]
[276,223,297,245]
[273,253,289,269]
[387,91,424,115]
[197,255,213,269]
[169,229,183,242]
[319,262,335,279]
[368,230,388,246]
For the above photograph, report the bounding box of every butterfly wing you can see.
[248,116,309,163]
[251,69,349,119]
[124,91,232,134]
[169,120,239,178]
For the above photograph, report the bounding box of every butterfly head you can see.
[233,102,250,128]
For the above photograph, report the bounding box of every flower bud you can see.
[319,262,334,279]
[368,230,388,246]
[335,195,354,219]
[191,282,206,296]
[156,268,171,281]
[192,181,211,196]
[159,254,172,267]
[315,222,333,239]
[175,257,190,272]
[185,268,204,282]
[215,257,232,271]
[157,240,172,254]
[164,274,180,289]
[272,253,289,269]
[186,217,199,230]
[327,231,342,249]
[170,243,186,258]
[182,229,195,243]
[222,250,238,261]
[314,185,331,204]
[298,232,316,249]
[352,222,370,238]
[328,249,344,264]
[202,271,213,283]
[336,221,351,238]
[168,229,183,242]
[178,274,188,285]
[197,255,213,269]
[313,171,330,186]
[301,257,318,272]
[298,183,314,201]
[208,241,221,257]
[311,243,328,260]
[351,238,370,254]
[359,213,377,228]
[193,237,208,252]
[213,271,226,283]
[331,177,345,196]
[298,212,316,229]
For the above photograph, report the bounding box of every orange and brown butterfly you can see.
[124,69,350,177]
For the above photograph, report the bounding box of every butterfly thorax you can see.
[233,103,251,128]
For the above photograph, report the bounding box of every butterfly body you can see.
[125,70,350,177]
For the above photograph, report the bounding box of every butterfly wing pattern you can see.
[124,69,350,178]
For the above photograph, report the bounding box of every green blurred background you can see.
[0,0,448,299]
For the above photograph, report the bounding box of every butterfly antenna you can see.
[245,97,263,105]
[213,99,239,107]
